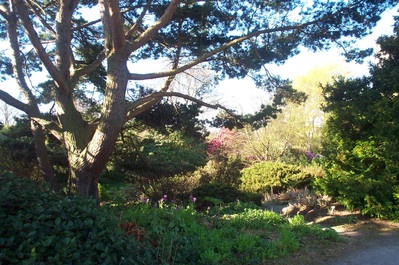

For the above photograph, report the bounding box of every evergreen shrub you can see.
[240,162,319,194]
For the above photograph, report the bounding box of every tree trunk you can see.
[69,164,99,202]
[65,53,128,200]
[30,119,62,191]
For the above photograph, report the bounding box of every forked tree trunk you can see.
[65,53,129,200]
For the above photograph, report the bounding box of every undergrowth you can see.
[1,174,340,265]
[112,198,340,265]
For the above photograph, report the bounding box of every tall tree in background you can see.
[319,22,399,217]
[0,0,395,199]
[231,65,349,163]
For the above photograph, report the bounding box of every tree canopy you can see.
[0,0,396,199]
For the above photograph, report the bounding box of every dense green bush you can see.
[0,174,152,264]
[191,183,262,209]
[137,173,201,202]
[196,153,244,187]
[240,162,319,194]
[110,130,207,177]
[318,30,399,219]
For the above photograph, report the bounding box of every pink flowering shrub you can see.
[206,127,235,154]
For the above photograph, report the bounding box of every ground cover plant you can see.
[0,174,153,264]
[111,194,340,265]
[1,173,340,264]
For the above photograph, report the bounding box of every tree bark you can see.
[30,120,62,191]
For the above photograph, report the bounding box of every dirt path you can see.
[271,207,399,265]
[326,219,399,265]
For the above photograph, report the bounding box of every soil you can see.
[269,203,399,265]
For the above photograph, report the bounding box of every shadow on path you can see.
[327,219,399,265]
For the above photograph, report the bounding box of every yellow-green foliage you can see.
[240,162,318,194]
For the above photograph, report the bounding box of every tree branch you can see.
[4,3,39,107]
[99,0,127,54]
[54,0,79,85]
[128,24,308,81]
[0,4,8,17]
[26,0,56,37]
[128,2,364,81]
[72,52,107,83]
[160,19,184,92]
[0,91,63,139]
[12,0,67,94]
[30,116,64,141]
[0,90,31,114]
[127,0,180,54]
[125,0,152,40]
[125,91,237,121]
[72,5,145,32]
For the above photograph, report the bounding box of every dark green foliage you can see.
[0,173,340,265]
[319,25,399,219]
[118,203,202,265]
[0,54,12,80]
[240,162,318,194]
[139,132,207,175]
[139,173,201,203]
[107,122,208,202]
[1,0,396,201]
[135,100,208,140]
[0,117,68,181]
[0,174,152,264]
[110,128,207,177]
[192,183,262,209]
[0,119,38,178]
[145,0,395,79]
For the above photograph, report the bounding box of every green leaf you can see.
[31,247,36,258]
